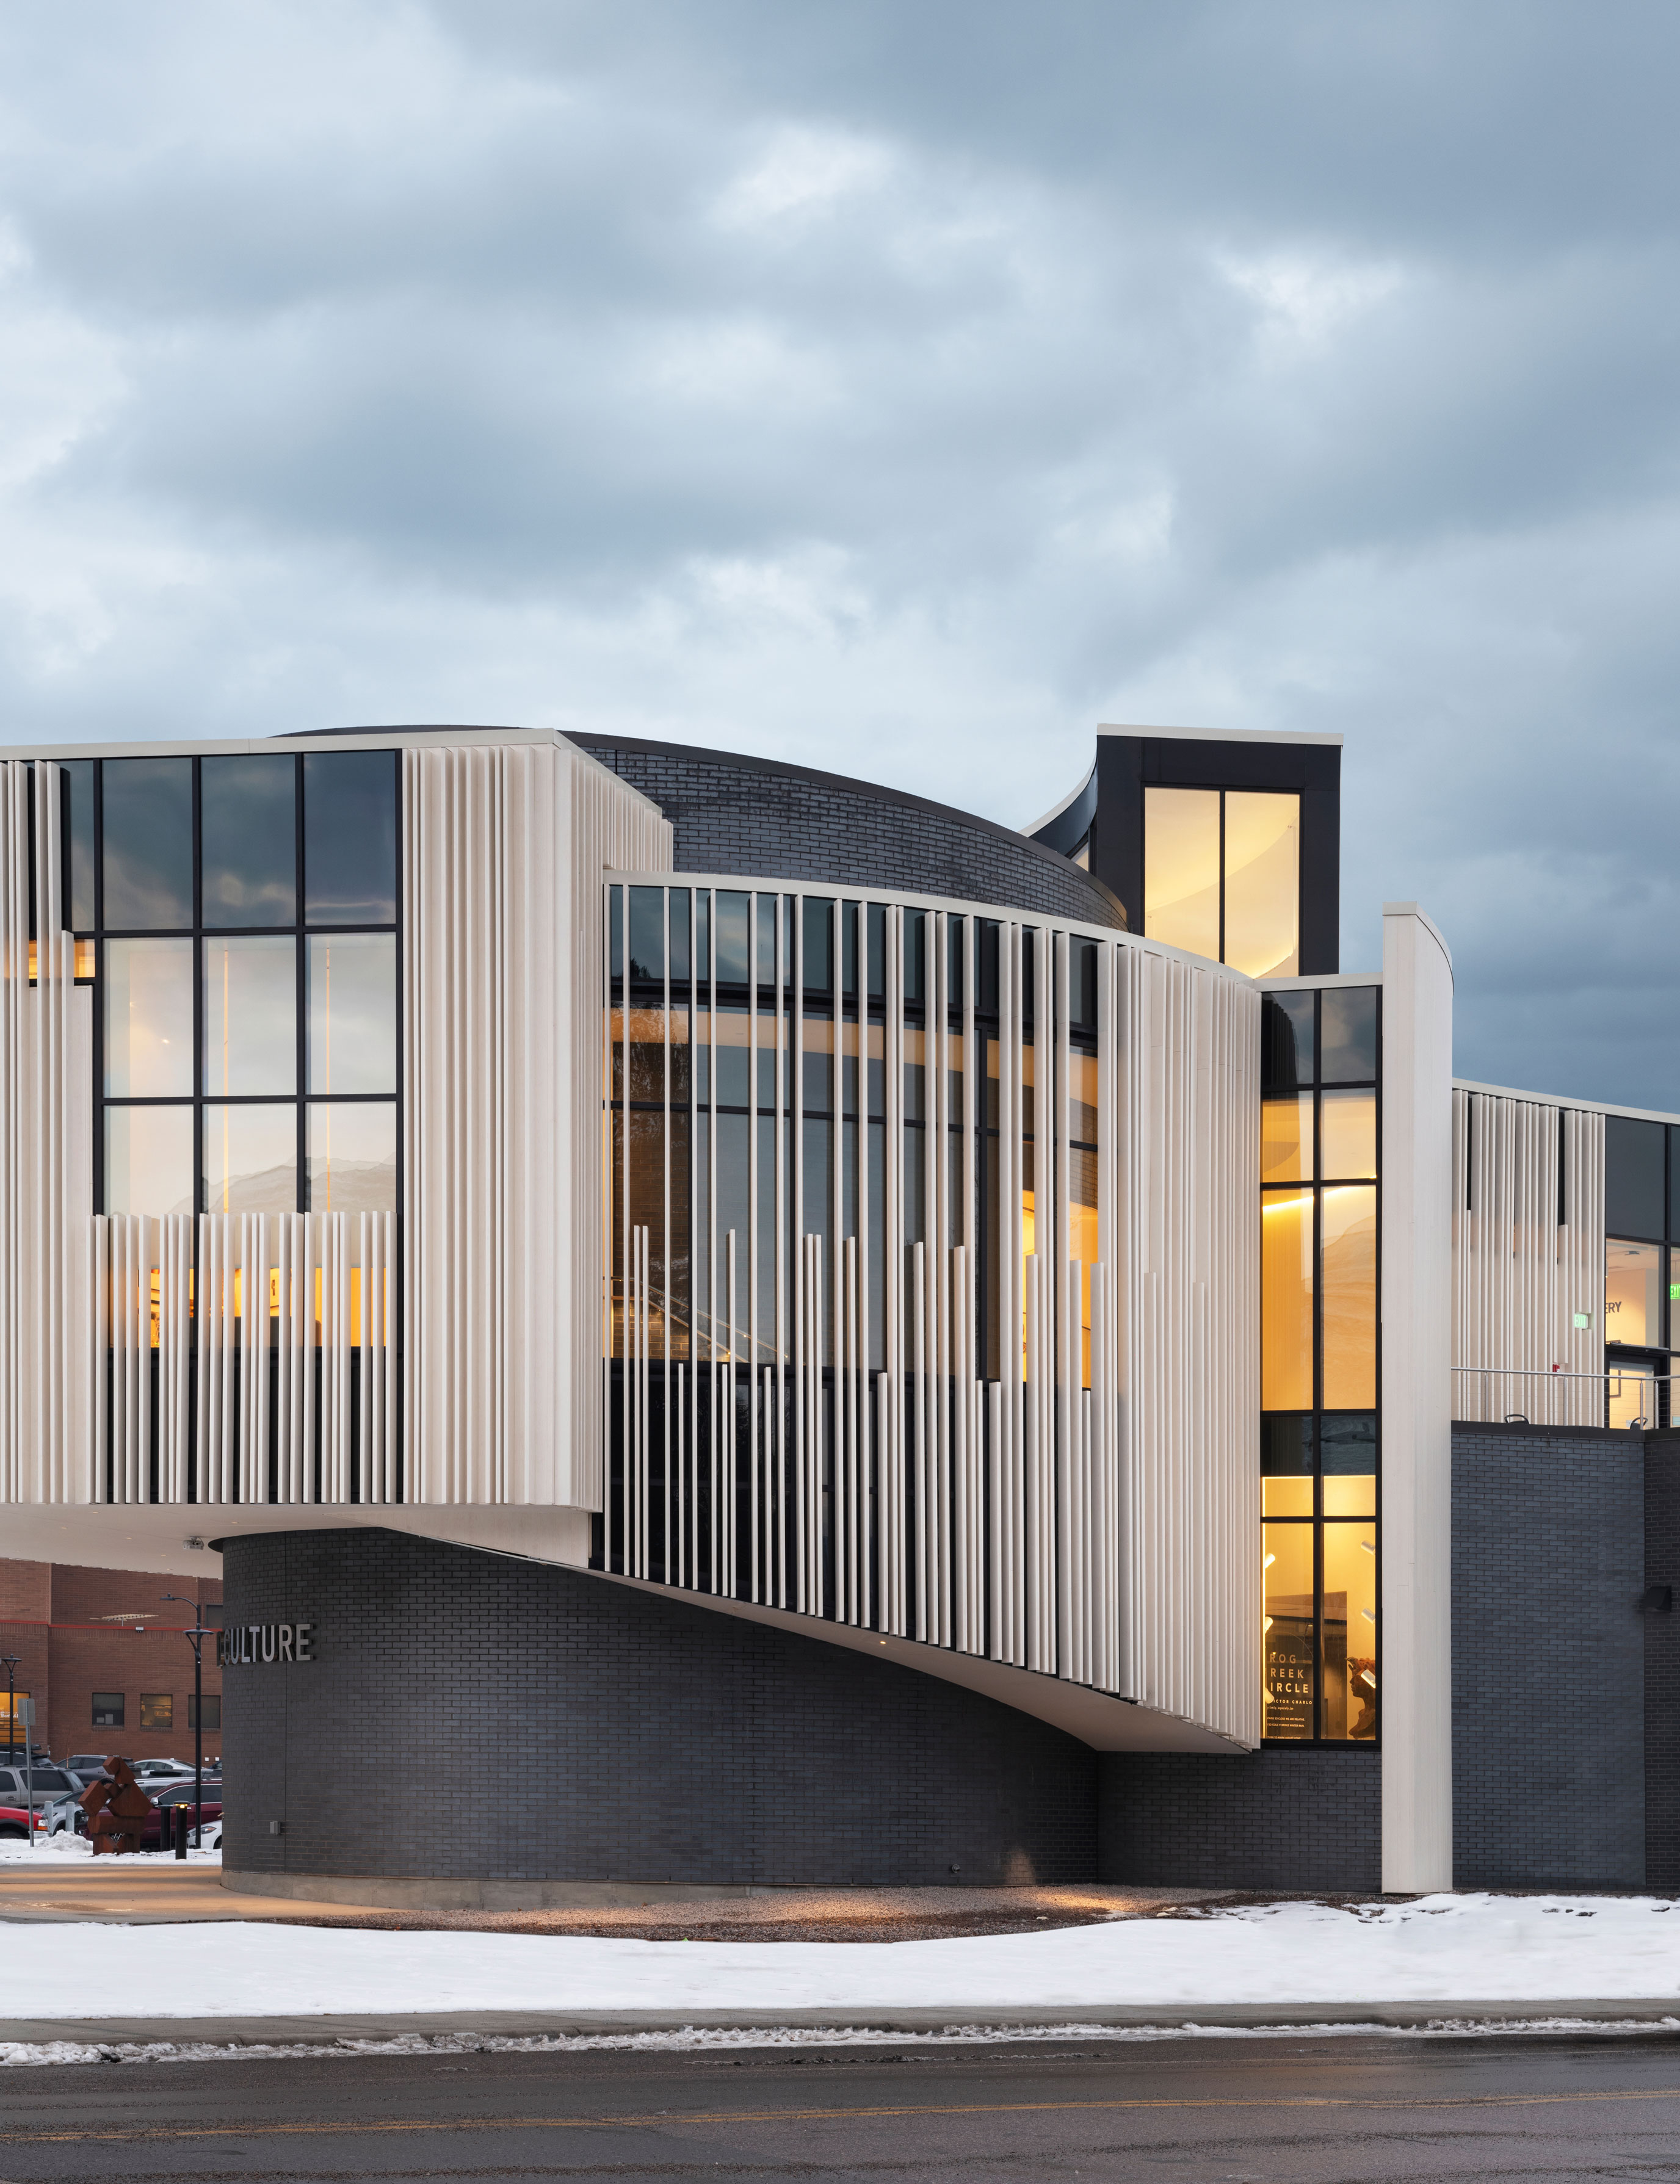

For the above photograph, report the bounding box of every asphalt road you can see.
[3,2030,1680,2182]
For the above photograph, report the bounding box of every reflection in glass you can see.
[1609,1358,1661,1430]
[1320,1413,1377,1519]
[1143,787,1220,959]
[1320,1088,1377,1180]
[1224,792,1300,978]
[103,758,192,930]
[105,939,193,1097]
[1262,1524,1315,1738]
[801,1016,833,1113]
[627,888,665,980]
[714,892,750,983]
[307,1102,397,1214]
[203,1103,297,1214]
[204,936,296,1096]
[902,1026,925,1123]
[1322,1524,1378,1739]
[303,753,397,925]
[1606,1114,1665,1241]
[1606,1238,1662,1348]
[1070,1049,1099,1143]
[1262,1094,1312,1184]
[1320,987,1379,1083]
[1262,1188,1313,1409]
[1262,1415,1314,1516]
[1262,989,1315,1089]
[60,759,96,931]
[105,1105,194,1218]
[307,934,396,1095]
[1322,1184,1378,1408]
[803,899,833,991]
[201,756,295,927]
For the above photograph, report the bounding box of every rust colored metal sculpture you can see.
[79,1756,154,1854]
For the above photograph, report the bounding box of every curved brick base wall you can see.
[220,1528,1096,1889]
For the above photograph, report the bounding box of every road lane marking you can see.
[9,2086,1680,2144]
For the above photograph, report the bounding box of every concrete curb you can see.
[2,2001,1679,2045]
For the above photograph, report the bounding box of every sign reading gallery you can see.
[217,1623,314,1667]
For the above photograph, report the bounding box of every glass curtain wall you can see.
[604,881,1108,1672]
[1143,786,1300,979]
[1260,984,1379,1743]
[71,752,400,1219]
[1603,1113,1680,1428]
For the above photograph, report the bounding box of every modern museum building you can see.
[2,720,1675,1902]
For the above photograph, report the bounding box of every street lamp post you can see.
[162,1596,209,1854]
[0,1654,18,1766]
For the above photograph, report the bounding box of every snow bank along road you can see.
[4,1895,1679,2025]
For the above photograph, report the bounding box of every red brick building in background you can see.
[0,1561,223,1765]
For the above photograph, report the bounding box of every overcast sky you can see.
[1,3,1676,1104]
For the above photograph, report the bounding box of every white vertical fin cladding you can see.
[1451,1087,1604,1425]
[605,885,1259,1748]
[0,762,94,1505]
[404,739,669,1509]
[1380,903,1455,1895]
[1119,949,1259,1746]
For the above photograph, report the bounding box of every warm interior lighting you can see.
[1261,1188,1313,1408]
[1223,792,1299,978]
[1321,1183,1377,1407]
[1143,787,1219,959]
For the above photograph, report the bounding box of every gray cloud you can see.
[0,1,1677,1101]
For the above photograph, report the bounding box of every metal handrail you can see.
[1454,1365,1672,1384]
[1453,1362,1667,1429]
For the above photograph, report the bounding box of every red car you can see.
[0,1803,51,1841]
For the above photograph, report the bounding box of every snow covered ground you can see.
[0,1837,220,1863]
[5,1895,1679,2020]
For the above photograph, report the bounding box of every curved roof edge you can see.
[276,722,1125,925]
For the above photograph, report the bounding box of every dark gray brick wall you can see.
[1645,1431,1680,1882]
[220,1528,1096,1887]
[1452,1422,1645,1887]
[573,734,1126,931]
[1097,1751,1380,1891]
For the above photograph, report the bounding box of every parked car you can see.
[0,1803,52,1842]
[142,1785,222,1851]
[0,1765,82,1806]
[128,1759,197,1781]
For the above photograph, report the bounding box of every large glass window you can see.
[203,936,296,1096]
[308,935,396,1094]
[1223,792,1300,979]
[103,759,192,930]
[1260,986,1380,1745]
[307,1101,397,1215]
[1261,1188,1314,1409]
[303,752,398,925]
[105,939,193,1097]
[90,750,399,1217]
[203,1102,297,1215]
[1606,1238,1661,1348]
[1144,786,1299,977]
[105,1105,194,1218]
[1142,787,1219,960]
[201,756,296,927]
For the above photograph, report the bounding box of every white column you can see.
[1380,902,1455,1893]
